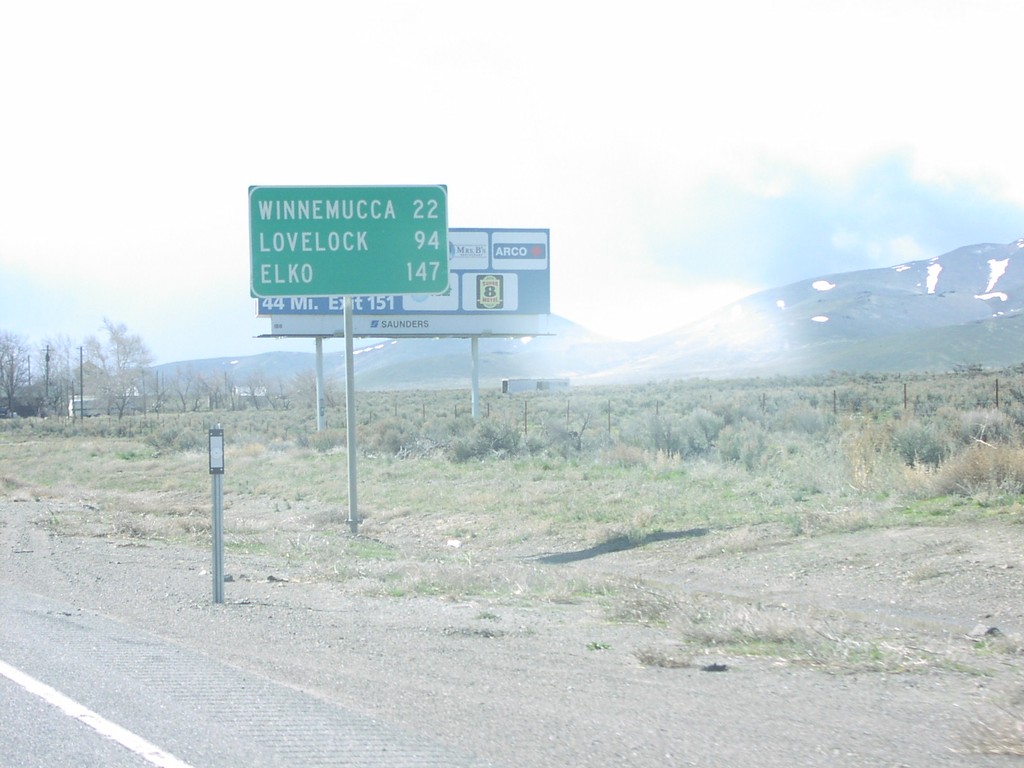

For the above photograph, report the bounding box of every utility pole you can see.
[44,345,51,414]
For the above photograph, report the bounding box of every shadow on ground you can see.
[534,528,710,565]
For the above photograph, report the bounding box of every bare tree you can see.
[145,368,168,414]
[0,331,32,415]
[291,369,341,411]
[241,371,268,410]
[84,319,154,418]
[200,372,222,411]
[291,369,319,410]
[220,370,238,411]
[267,375,293,411]
[168,366,203,412]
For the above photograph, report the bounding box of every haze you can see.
[2,1,1022,364]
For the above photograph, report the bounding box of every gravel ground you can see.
[3,493,1024,767]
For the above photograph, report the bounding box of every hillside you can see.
[586,238,1024,381]
[156,238,1024,388]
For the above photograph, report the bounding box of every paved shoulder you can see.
[0,590,497,768]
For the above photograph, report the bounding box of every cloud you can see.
[648,152,1024,286]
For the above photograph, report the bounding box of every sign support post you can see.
[249,185,449,536]
[315,337,326,432]
[471,337,480,420]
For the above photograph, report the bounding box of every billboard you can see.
[258,228,549,338]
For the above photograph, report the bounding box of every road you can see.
[0,589,495,768]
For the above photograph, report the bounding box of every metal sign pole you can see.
[471,337,480,420]
[344,296,359,534]
[209,424,225,604]
[315,336,326,432]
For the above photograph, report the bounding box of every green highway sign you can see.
[249,185,449,297]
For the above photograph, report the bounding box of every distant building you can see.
[501,378,570,394]
[69,396,102,417]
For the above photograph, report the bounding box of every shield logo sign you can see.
[476,274,504,309]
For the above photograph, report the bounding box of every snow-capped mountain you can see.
[601,238,1024,380]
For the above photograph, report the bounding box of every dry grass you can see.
[965,689,1024,756]
[634,645,693,668]
[933,444,1024,499]
[2,427,1022,686]
[606,582,678,625]
[662,595,989,675]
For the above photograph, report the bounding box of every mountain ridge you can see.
[156,238,1024,388]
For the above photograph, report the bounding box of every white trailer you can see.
[501,378,570,394]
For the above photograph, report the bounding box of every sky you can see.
[3,0,1024,365]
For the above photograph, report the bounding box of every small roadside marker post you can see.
[209,424,225,604]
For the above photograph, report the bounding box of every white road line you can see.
[0,659,195,768]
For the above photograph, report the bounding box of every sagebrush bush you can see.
[421,415,472,446]
[307,428,346,454]
[449,420,521,461]
[358,416,419,456]
[717,421,769,470]
[891,419,950,468]
[678,407,724,457]
[143,426,204,453]
[643,413,684,456]
[933,445,1024,498]
[778,402,832,435]
[615,408,724,458]
[957,409,1017,447]
[599,443,648,468]
[542,422,585,458]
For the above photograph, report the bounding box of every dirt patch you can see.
[3,494,1024,767]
